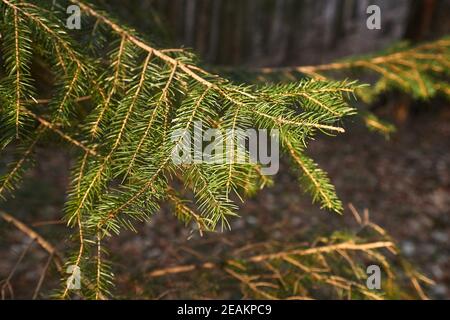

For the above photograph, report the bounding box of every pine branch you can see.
[255,38,450,101]
[283,135,343,213]
[0,0,383,298]
[1,1,35,139]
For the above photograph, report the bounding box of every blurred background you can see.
[102,0,450,65]
[1,0,449,299]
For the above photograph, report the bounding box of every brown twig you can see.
[0,211,63,271]
[32,252,53,300]
[0,239,34,299]
[0,211,107,300]
[31,220,65,227]
[23,109,99,157]
[148,262,216,277]
[148,241,394,278]
[30,96,92,105]
[255,39,450,76]
[70,0,216,89]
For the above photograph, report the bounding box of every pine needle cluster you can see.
[0,0,365,298]
[233,37,450,136]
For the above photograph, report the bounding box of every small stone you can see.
[431,231,448,243]
[432,284,447,297]
[246,216,258,225]
[401,241,416,256]
[431,265,444,279]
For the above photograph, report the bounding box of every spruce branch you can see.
[0,0,382,298]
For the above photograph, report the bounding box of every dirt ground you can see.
[0,103,449,299]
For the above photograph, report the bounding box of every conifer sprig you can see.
[240,38,450,136]
[256,38,450,100]
[0,0,378,298]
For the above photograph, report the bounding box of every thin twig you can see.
[0,211,107,299]
[148,241,394,277]
[0,238,34,299]
[30,96,91,105]
[23,109,98,156]
[32,252,53,300]
[0,211,63,270]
